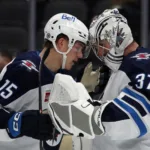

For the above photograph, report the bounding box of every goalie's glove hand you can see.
[7,110,58,140]
[81,62,100,93]
[48,74,103,139]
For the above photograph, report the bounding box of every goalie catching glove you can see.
[47,74,104,139]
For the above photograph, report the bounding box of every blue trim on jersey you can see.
[121,95,147,116]
[102,102,129,122]
[123,88,150,113]
[114,98,147,137]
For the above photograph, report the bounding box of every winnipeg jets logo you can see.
[46,134,62,146]
[104,25,126,49]
[21,60,38,72]
[131,53,150,60]
[116,27,126,47]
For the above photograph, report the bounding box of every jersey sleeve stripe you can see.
[121,95,147,116]
[123,87,150,113]
[114,98,147,137]
[102,102,130,122]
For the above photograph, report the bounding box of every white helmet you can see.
[44,13,89,69]
[89,8,133,72]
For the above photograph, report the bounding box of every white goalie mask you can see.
[89,8,133,72]
[44,13,89,69]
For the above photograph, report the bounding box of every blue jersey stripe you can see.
[123,88,150,113]
[121,95,147,116]
[102,102,129,122]
[114,98,147,137]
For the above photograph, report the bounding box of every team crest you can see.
[131,53,150,60]
[21,60,38,72]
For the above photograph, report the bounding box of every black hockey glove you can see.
[7,110,58,140]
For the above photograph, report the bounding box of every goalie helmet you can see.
[44,13,89,69]
[89,8,133,72]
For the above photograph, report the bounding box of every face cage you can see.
[89,40,111,63]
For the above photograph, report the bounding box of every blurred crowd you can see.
[0,0,142,50]
[0,0,143,86]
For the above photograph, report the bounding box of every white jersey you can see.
[92,47,150,150]
[92,71,150,150]
[73,47,150,150]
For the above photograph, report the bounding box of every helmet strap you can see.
[62,54,67,69]
[52,40,73,69]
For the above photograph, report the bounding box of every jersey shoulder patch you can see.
[120,47,150,74]
[21,60,38,72]
[131,53,150,60]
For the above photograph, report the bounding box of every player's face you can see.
[65,41,85,70]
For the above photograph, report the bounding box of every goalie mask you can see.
[89,8,133,72]
[44,13,89,69]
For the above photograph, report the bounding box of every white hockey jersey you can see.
[73,47,150,150]
[92,47,150,150]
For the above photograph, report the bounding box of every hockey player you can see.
[47,8,150,150]
[0,13,95,150]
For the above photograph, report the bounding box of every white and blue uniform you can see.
[93,47,150,150]
[0,51,65,150]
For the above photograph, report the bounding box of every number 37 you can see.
[0,79,17,99]
[136,73,150,89]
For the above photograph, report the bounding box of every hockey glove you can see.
[7,110,58,140]
[48,74,104,139]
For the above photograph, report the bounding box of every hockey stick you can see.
[38,48,50,150]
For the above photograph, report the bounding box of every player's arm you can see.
[48,74,150,140]
[94,86,149,140]
[0,101,55,141]
[0,61,57,140]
